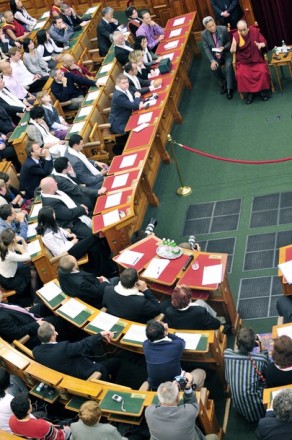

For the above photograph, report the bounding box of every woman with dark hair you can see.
[125,7,142,37]
[133,35,162,67]
[10,0,36,31]
[224,327,270,422]
[0,228,31,297]
[36,30,63,69]
[265,335,292,388]
[163,285,221,330]
[22,38,50,77]
[0,172,28,210]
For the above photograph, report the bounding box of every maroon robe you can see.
[3,20,26,38]
[234,26,270,93]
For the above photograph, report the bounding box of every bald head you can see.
[40,177,58,194]
[59,254,78,273]
[0,61,12,75]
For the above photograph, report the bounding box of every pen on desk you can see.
[157,266,160,276]
[132,257,139,265]
[182,255,194,271]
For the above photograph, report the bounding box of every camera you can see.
[145,218,157,236]
[174,375,188,390]
[188,235,200,251]
[112,394,123,403]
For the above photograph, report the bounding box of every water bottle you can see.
[282,40,287,54]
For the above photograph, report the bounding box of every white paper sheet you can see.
[169,28,182,38]
[116,250,144,266]
[59,298,86,319]
[27,240,41,256]
[123,324,147,343]
[100,63,113,73]
[112,173,129,188]
[146,98,157,107]
[30,203,42,218]
[162,53,174,61]
[278,260,292,283]
[164,40,179,50]
[143,257,169,279]
[212,48,223,53]
[33,20,46,29]
[202,264,223,285]
[277,325,292,339]
[148,69,160,78]
[38,282,62,302]
[175,332,202,350]
[272,389,290,399]
[70,121,86,134]
[40,11,50,18]
[27,223,38,238]
[96,75,109,86]
[86,6,97,13]
[173,17,185,26]
[105,193,122,209]
[120,154,137,169]
[85,90,101,102]
[133,123,149,132]
[138,112,153,125]
[103,209,120,227]
[77,105,93,118]
[90,311,119,331]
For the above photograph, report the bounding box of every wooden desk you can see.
[263,384,292,407]
[278,244,292,295]
[272,322,292,339]
[270,50,292,93]
[0,161,19,190]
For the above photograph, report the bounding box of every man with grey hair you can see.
[97,7,120,57]
[201,16,234,99]
[256,388,292,439]
[145,373,218,440]
[113,31,133,66]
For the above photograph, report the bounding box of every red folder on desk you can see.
[141,253,190,286]
[155,49,183,66]
[177,254,224,290]
[165,13,196,30]
[94,189,133,214]
[125,125,157,151]
[113,236,159,272]
[156,36,186,54]
[125,108,161,131]
[92,204,131,233]
[103,169,141,193]
[285,248,292,261]
[163,24,193,40]
[108,149,148,175]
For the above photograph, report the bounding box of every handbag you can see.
[158,58,172,74]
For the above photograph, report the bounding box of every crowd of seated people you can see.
[0,4,289,440]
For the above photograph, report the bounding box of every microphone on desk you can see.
[182,254,194,271]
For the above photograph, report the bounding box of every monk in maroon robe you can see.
[231,20,271,104]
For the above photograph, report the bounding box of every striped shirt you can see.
[224,348,269,422]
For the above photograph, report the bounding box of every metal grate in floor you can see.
[250,192,292,228]
[199,237,236,273]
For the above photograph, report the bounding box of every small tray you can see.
[156,245,182,259]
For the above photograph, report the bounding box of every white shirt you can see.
[41,227,73,256]
[0,393,13,432]
[10,59,35,88]
[0,250,31,278]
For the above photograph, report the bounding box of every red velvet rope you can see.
[180,143,292,165]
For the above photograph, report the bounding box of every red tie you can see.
[213,33,221,59]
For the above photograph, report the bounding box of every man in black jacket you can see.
[97,7,120,57]
[33,321,121,380]
[59,3,89,32]
[211,0,243,29]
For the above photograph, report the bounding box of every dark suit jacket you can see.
[109,89,140,134]
[201,25,231,63]
[102,285,160,323]
[97,19,119,56]
[0,99,24,118]
[58,269,108,308]
[128,75,151,96]
[20,157,53,199]
[52,174,94,211]
[41,193,87,229]
[0,107,16,134]
[59,12,82,32]
[114,43,133,66]
[211,0,243,28]
[164,305,221,330]
[256,411,292,440]
[64,147,104,189]
[33,333,103,380]
[51,72,96,102]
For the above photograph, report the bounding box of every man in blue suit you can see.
[211,0,243,29]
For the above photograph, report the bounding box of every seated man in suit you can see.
[123,61,162,96]
[97,7,120,57]
[143,320,206,390]
[211,0,243,29]
[58,255,119,308]
[59,3,89,31]
[201,16,234,99]
[33,321,121,381]
[103,268,160,323]
[51,156,99,212]
[65,134,108,190]
[48,16,74,49]
[256,388,292,439]
[230,20,271,104]
[40,176,92,239]
[0,289,67,348]
[113,31,134,66]
[19,142,53,199]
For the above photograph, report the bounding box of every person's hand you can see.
[184,372,193,389]
[139,102,144,109]
[71,238,79,244]
[157,34,164,42]
[152,78,162,88]
[254,41,265,50]
[136,280,148,292]
[37,319,45,326]
[134,91,141,98]
[100,168,107,176]
[230,38,237,53]
[16,211,26,222]
[100,330,115,342]
[97,276,109,283]
[222,10,230,17]
[162,322,169,334]
[80,204,88,214]
[98,186,107,195]
[156,56,163,63]
[210,60,218,70]
[1,134,7,141]
[33,74,42,80]
[61,76,67,86]
[63,426,71,435]
[80,21,88,27]
[15,42,21,48]
[41,148,51,159]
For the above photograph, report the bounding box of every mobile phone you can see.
[112,394,123,403]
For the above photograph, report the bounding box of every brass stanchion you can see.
[168,134,192,196]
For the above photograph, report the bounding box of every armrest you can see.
[100,307,107,312]
[60,100,73,107]
[98,123,111,129]
[18,334,30,344]
[154,313,164,321]
[49,252,69,264]
[87,371,102,382]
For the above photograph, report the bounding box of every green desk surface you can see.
[122,337,144,347]
[57,309,92,327]
[10,112,30,142]
[69,30,83,47]
[65,395,87,411]
[84,322,125,341]
[103,50,115,64]
[99,390,145,416]
[30,384,59,403]
[43,293,66,310]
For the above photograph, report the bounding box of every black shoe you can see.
[226,89,233,99]
[220,84,227,95]
[260,91,269,101]
[246,93,253,105]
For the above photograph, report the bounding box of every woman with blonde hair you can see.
[70,400,127,439]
